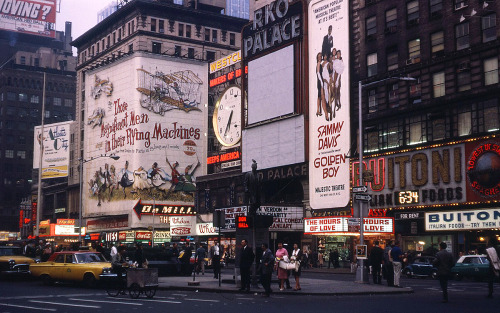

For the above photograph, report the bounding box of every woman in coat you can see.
[291,243,303,291]
[275,242,289,291]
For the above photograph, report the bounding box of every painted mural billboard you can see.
[308,0,350,209]
[0,0,56,38]
[33,121,73,179]
[83,55,207,216]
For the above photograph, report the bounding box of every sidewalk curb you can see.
[156,285,414,296]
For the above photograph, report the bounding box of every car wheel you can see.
[83,273,96,288]
[404,269,412,278]
[41,274,54,286]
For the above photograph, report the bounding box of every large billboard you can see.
[308,0,351,209]
[0,0,56,38]
[84,54,207,217]
[33,121,73,179]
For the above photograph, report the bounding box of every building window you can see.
[431,117,447,141]
[5,150,14,158]
[174,45,181,57]
[186,25,191,38]
[482,14,497,43]
[366,130,379,152]
[484,57,499,86]
[368,89,377,113]
[53,97,61,106]
[455,22,470,50]
[432,72,445,98]
[20,56,26,65]
[7,107,15,115]
[19,93,28,102]
[366,16,376,37]
[34,58,39,67]
[407,0,419,23]
[482,99,499,132]
[178,23,184,37]
[457,70,471,92]
[457,111,471,136]
[230,33,236,45]
[16,151,26,159]
[152,42,161,54]
[388,83,399,104]
[387,50,398,71]
[206,51,216,62]
[367,53,377,77]
[188,48,195,59]
[151,18,156,32]
[408,38,421,61]
[159,20,164,33]
[386,8,397,28]
[7,92,16,100]
[18,136,26,144]
[454,0,468,10]
[212,30,218,43]
[430,0,443,16]
[382,121,403,149]
[64,99,73,107]
[407,115,426,145]
[45,110,50,118]
[431,31,444,55]
[128,44,133,53]
[205,28,210,41]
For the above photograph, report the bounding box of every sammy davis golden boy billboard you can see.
[308,0,350,209]
[84,56,207,214]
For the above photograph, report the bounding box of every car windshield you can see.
[0,248,21,256]
[75,253,107,263]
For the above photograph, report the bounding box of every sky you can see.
[56,0,116,40]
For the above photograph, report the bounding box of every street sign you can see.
[352,186,368,193]
[354,194,372,201]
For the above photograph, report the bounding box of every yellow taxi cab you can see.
[29,251,112,287]
[0,246,38,276]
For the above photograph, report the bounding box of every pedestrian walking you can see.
[210,240,223,279]
[318,251,324,268]
[275,242,289,290]
[180,243,192,275]
[259,243,274,297]
[389,241,403,287]
[238,239,255,292]
[369,240,384,284]
[110,242,118,258]
[328,249,334,268]
[291,243,302,290]
[433,242,454,303]
[384,240,394,286]
[486,237,500,298]
[333,249,340,268]
[194,243,206,275]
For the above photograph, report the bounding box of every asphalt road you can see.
[0,273,498,313]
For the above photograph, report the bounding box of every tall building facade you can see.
[353,0,500,256]
[0,24,76,232]
[71,0,247,244]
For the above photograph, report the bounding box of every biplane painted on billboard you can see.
[83,55,207,216]
[0,0,56,38]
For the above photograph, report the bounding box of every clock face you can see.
[213,86,242,146]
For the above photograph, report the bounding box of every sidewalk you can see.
[157,268,413,296]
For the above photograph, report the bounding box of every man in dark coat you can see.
[486,237,500,298]
[384,240,394,286]
[433,242,454,303]
[321,25,333,60]
[259,243,274,297]
[369,240,384,284]
[238,239,255,292]
[210,240,223,279]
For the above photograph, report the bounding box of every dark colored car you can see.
[451,255,490,281]
[403,256,438,279]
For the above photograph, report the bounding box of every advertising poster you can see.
[0,0,56,38]
[170,215,196,236]
[308,0,350,209]
[425,208,500,231]
[33,121,72,179]
[465,138,500,202]
[83,55,207,216]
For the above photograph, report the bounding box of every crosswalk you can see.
[0,293,220,312]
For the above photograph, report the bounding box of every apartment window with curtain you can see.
[367,53,377,77]
[431,31,444,55]
[455,22,470,50]
[151,18,157,32]
[433,72,445,98]
[366,16,376,37]
[430,117,447,141]
[205,28,210,41]
[457,69,471,92]
[388,83,399,104]
[212,29,218,43]
[159,20,164,33]
[482,99,499,132]
[178,23,184,37]
[407,115,427,145]
[408,38,421,61]
[457,111,471,136]
[407,1,419,23]
[482,14,497,43]
[186,25,191,38]
[366,130,379,152]
[386,8,397,29]
[381,121,403,149]
[368,89,377,113]
[484,57,499,86]
[387,49,398,71]
[430,0,443,16]
[409,77,421,99]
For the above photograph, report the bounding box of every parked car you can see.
[29,251,112,287]
[0,246,38,277]
[403,256,438,279]
[451,254,490,281]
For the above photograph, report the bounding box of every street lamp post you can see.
[78,154,120,245]
[356,77,416,283]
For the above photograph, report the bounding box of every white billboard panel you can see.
[426,208,500,231]
[242,115,304,171]
[33,121,73,179]
[0,0,56,38]
[308,0,351,209]
[83,54,207,217]
[247,45,295,124]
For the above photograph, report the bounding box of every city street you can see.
[0,271,498,313]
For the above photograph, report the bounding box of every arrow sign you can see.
[355,194,372,201]
[352,186,368,193]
